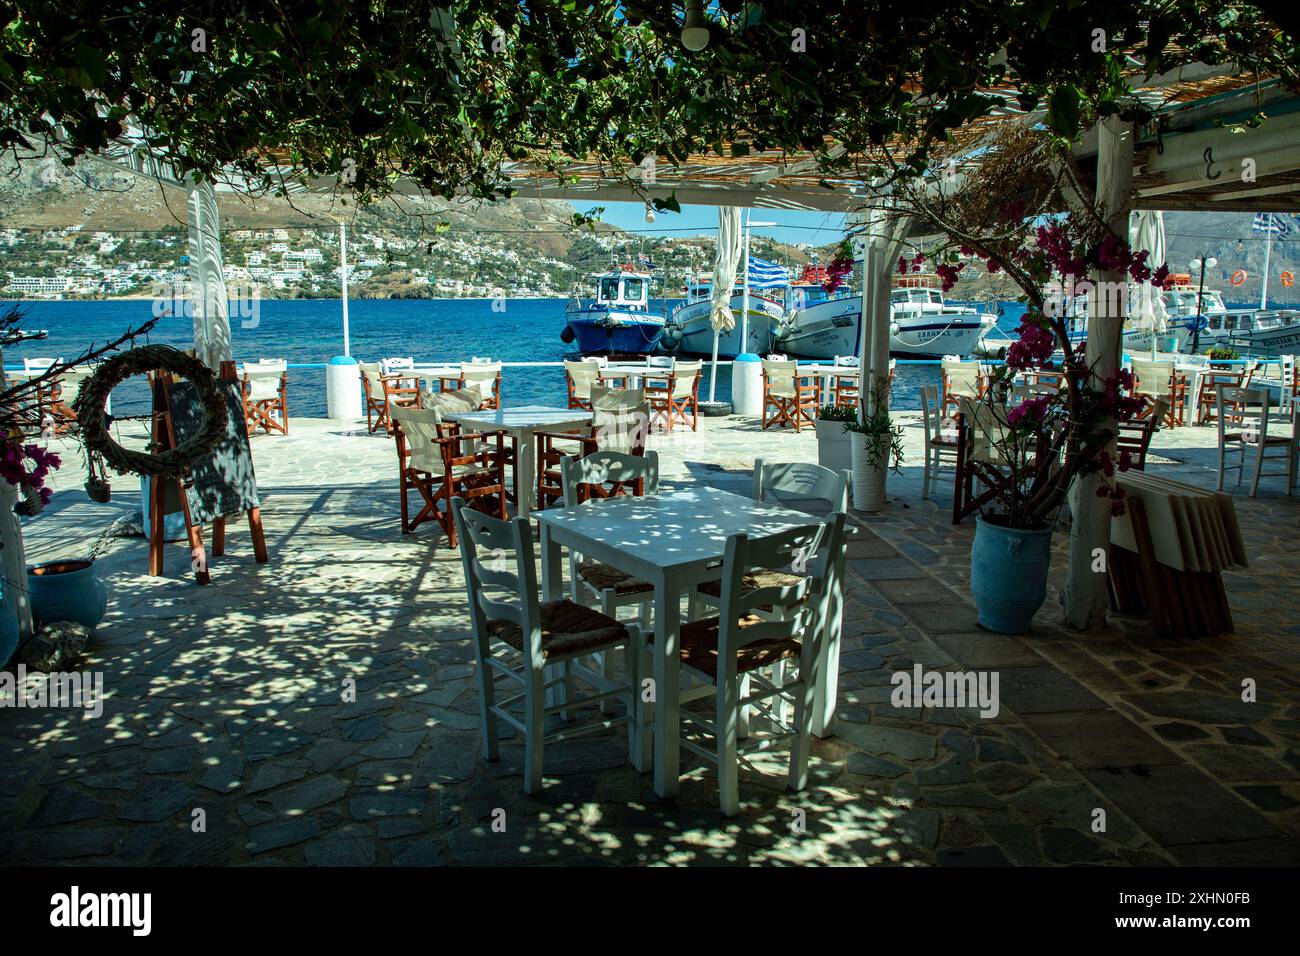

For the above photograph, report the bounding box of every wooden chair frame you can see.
[392,406,508,544]
[535,387,649,510]
[646,362,701,432]
[761,360,820,432]
[242,364,289,436]
[1216,386,1293,497]
[665,516,844,816]
[451,497,643,794]
[361,362,419,434]
[1114,397,1168,471]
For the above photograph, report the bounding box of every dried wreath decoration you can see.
[74,345,228,480]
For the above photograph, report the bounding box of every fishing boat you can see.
[661,272,789,358]
[561,265,666,355]
[775,268,995,359]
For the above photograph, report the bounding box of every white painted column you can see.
[1064,116,1133,630]
[340,222,351,356]
[0,356,33,640]
[186,180,232,369]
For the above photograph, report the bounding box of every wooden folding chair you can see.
[391,405,508,544]
[242,360,289,435]
[761,359,819,431]
[535,386,648,509]
[1115,397,1168,471]
[646,359,701,431]
[941,358,983,418]
[1132,358,1188,428]
[830,356,860,408]
[360,361,419,435]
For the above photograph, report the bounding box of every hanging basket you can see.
[74,345,228,480]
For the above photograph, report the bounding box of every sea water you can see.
[3,298,1040,417]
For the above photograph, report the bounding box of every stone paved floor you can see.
[1,411,1297,866]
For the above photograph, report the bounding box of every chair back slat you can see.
[359,361,385,393]
[762,359,798,396]
[752,458,848,514]
[565,360,602,401]
[451,497,541,655]
[560,450,659,507]
[920,385,941,443]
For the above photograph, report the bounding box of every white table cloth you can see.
[534,486,847,797]
[443,405,591,516]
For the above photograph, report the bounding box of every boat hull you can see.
[666,295,787,357]
[565,307,664,355]
[777,296,992,359]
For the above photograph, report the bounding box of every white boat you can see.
[775,269,995,359]
[662,275,789,357]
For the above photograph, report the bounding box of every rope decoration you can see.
[74,345,229,480]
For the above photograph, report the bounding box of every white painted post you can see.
[340,222,351,355]
[1064,116,1133,630]
[185,180,232,369]
[740,213,752,353]
[0,356,33,639]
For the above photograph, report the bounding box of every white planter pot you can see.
[851,436,888,512]
[815,419,852,473]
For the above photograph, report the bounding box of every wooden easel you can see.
[1107,497,1233,638]
[149,361,268,584]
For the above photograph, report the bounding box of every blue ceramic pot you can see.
[27,559,107,630]
[970,516,1053,634]
[0,582,19,668]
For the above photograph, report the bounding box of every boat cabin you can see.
[593,267,651,312]
[788,265,853,310]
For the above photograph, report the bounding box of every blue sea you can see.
[2,298,1034,416]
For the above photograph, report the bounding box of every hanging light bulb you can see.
[645,205,656,224]
[681,0,710,52]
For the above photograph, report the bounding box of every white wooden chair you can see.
[381,356,415,375]
[451,497,644,794]
[559,450,659,625]
[920,384,959,499]
[1216,386,1294,497]
[658,514,846,816]
[691,459,848,734]
[761,359,819,431]
[1281,355,1297,416]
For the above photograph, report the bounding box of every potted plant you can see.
[1207,346,1239,368]
[814,403,856,472]
[845,378,904,512]
[27,557,108,630]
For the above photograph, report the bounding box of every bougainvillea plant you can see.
[878,125,1169,530]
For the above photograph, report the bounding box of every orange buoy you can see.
[1282,271,1295,288]
[1230,269,1247,286]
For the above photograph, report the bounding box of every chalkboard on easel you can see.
[149,361,268,583]
[166,377,260,523]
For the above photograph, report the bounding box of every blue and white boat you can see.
[561,266,666,355]
[776,269,994,359]
[661,264,790,358]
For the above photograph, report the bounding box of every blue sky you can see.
[567,200,848,248]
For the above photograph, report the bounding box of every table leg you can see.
[517,429,536,517]
[653,575,682,799]
[813,549,846,738]
[539,523,566,711]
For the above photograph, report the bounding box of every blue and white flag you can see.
[1252,213,1297,238]
[747,256,789,290]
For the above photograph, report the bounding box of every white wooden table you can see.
[443,405,591,517]
[534,486,845,798]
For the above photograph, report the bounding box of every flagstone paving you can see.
[1,410,1297,866]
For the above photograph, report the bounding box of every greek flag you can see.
[747,256,789,290]
[1252,213,1296,238]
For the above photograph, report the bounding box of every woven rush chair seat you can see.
[486,599,629,659]
[576,560,653,596]
[696,568,804,600]
[650,614,802,679]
